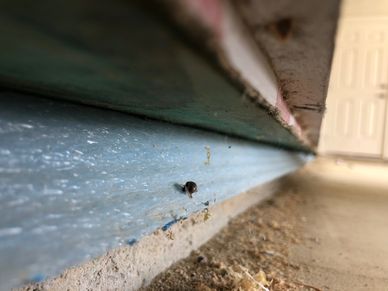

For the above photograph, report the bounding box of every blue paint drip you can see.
[30,274,45,283]
[161,220,177,231]
[161,216,187,231]
[126,238,137,246]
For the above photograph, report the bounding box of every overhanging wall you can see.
[0,0,306,150]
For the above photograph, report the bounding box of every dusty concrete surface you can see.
[143,186,305,291]
[144,158,388,290]
[20,180,280,291]
[290,158,388,290]
[21,157,388,290]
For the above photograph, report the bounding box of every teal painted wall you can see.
[0,0,306,150]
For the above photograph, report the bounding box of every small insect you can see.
[183,181,198,198]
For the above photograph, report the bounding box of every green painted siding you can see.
[0,0,305,150]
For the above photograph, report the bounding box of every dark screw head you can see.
[184,181,197,198]
[196,255,207,264]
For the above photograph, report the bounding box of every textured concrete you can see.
[19,180,282,291]
[0,91,309,290]
[233,0,340,146]
[21,157,388,291]
[288,158,388,290]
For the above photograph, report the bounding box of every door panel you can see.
[320,18,388,157]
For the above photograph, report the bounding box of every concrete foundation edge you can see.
[20,178,283,291]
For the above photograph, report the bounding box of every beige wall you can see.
[342,0,388,18]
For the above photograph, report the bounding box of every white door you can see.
[384,94,388,158]
[319,17,388,157]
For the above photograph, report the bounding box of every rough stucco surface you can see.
[233,0,340,146]
[20,181,280,291]
[0,91,309,291]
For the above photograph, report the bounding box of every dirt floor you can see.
[142,158,388,291]
[142,187,312,291]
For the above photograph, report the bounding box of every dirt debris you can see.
[142,190,318,291]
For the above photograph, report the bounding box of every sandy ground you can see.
[143,158,388,291]
[142,185,313,291]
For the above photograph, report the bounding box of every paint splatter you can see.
[204,146,211,165]
[30,273,45,283]
[126,238,137,246]
[162,220,178,231]
[0,227,22,237]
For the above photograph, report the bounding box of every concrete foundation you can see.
[20,179,285,290]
